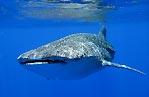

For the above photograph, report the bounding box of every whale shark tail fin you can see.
[101,59,145,75]
[99,25,106,40]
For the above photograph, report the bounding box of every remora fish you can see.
[17,26,145,79]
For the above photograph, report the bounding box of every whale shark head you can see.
[18,26,115,65]
[17,26,145,79]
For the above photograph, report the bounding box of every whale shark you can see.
[17,26,145,79]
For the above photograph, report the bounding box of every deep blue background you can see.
[0,0,149,97]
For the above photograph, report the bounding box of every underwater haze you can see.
[0,0,149,97]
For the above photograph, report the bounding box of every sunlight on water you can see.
[1,0,148,23]
[0,0,148,28]
[1,0,116,22]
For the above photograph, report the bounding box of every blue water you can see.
[0,0,149,97]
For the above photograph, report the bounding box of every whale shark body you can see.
[17,26,145,79]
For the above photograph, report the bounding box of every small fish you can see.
[17,26,145,80]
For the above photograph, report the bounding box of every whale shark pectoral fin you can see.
[101,60,145,75]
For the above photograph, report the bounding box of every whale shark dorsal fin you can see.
[99,25,106,40]
[101,59,145,75]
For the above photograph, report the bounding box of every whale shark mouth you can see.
[18,58,67,65]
